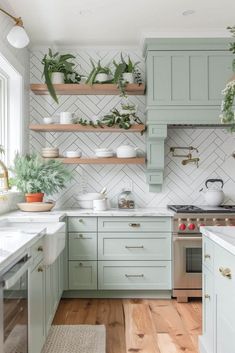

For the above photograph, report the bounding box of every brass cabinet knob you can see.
[78,219,84,223]
[37,246,43,252]
[204,294,210,299]
[219,267,232,279]
[204,254,211,259]
[38,266,43,272]
[129,223,140,227]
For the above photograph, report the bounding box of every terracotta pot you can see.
[25,192,44,203]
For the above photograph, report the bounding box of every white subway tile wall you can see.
[30,49,235,208]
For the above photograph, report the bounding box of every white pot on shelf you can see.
[51,72,64,84]
[95,73,109,83]
[116,145,139,158]
[122,72,134,83]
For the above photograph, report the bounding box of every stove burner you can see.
[168,205,203,213]
[219,205,235,210]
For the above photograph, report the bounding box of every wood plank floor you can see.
[53,299,202,353]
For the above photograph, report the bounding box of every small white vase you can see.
[51,72,64,84]
[122,72,134,83]
[95,73,108,83]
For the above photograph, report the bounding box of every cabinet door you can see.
[69,232,97,260]
[45,259,60,334]
[69,261,97,289]
[147,51,232,106]
[202,266,215,353]
[29,261,45,353]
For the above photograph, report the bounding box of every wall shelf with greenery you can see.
[44,157,145,165]
[30,83,145,96]
[29,123,146,133]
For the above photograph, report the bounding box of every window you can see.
[0,70,8,163]
[0,52,23,166]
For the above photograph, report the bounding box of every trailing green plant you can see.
[10,153,72,195]
[113,54,141,96]
[42,49,81,103]
[85,59,112,85]
[220,26,235,128]
[0,145,4,155]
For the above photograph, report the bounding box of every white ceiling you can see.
[4,0,235,47]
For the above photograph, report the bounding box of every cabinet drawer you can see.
[203,237,214,272]
[69,261,97,290]
[30,238,44,265]
[98,233,171,260]
[68,217,97,232]
[98,217,171,232]
[98,261,171,290]
[69,233,97,260]
[214,245,235,290]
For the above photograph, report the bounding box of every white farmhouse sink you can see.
[0,220,66,265]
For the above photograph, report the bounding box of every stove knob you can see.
[179,223,186,231]
[188,223,196,230]
[200,223,206,227]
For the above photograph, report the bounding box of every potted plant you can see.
[113,54,141,96]
[86,59,112,85]
[42,49,81,103]
[220,26,235,127]
[10,154,72,202]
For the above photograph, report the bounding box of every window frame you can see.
[0,69,8,163]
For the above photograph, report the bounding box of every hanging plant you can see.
[220,26,235,127]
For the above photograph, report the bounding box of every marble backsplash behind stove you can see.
[30,48,235,208]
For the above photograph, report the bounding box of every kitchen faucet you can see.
[0,158,9,191]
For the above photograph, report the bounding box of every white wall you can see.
[0,0,29,214]
[30,47,235,208]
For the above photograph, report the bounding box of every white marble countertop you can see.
[201,226,235,255]
[0,226,46,274]
[1,207,174,219]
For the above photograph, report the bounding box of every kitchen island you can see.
[200,226,235,353]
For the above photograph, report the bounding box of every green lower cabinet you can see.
[69,232,97,260]
[29,260,45,353]
[201,266,214,353]
[69,261,97,289]
[98,261,171,290]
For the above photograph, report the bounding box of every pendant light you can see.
[0,7,29,49]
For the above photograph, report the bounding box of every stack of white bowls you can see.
[65,150,82,158]
[95,148,114,158]
[41,147,59,158]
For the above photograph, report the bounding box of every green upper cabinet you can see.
[144,38,233,124]
[147,51,232,106]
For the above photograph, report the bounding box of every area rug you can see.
[42,325,106,353]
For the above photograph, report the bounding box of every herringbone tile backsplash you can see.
[30,49,235,208]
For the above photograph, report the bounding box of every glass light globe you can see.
[7,25,29,49]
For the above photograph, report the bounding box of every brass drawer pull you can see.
[204,254,211,259]
[125,245,144,249]
[219,267,232,279]
[38,266,43,272]
[129,223,140,227]
[37,246,43,252]
[204,294,210,299]
[74,234,83,239]
[125,274,144,278]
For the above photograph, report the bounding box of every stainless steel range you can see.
[168,204,235,302]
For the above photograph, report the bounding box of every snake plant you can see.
[85,59,112,85]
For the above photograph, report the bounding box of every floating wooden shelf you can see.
[46,157,145,165]
[30,83,145,96]
[29,123,146,133]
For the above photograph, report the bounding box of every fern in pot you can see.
[42,49,81,103]
[10,154,72,203]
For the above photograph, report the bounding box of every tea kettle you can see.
[200,178,224,206]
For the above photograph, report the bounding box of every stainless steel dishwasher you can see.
[0,254,32,353]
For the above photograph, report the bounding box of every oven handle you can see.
[1,256,32,289]
[174,237,202,241]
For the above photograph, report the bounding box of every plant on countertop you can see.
[113,54,141,96]
[220,26,235,128]
[10,154,72,202]
[42,49,81,103]
[85,59,112,85]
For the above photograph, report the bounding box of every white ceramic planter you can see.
[95,73,108,83]
[122,72,134,83]
[51,72,64,84]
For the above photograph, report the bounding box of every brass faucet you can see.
[0,159,9,191]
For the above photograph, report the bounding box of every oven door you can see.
[174,235,202,290]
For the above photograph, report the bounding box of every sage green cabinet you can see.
[29,260,45,353]
[69,232,97,260]
[69,261,97,289]
[147,51,232,107]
